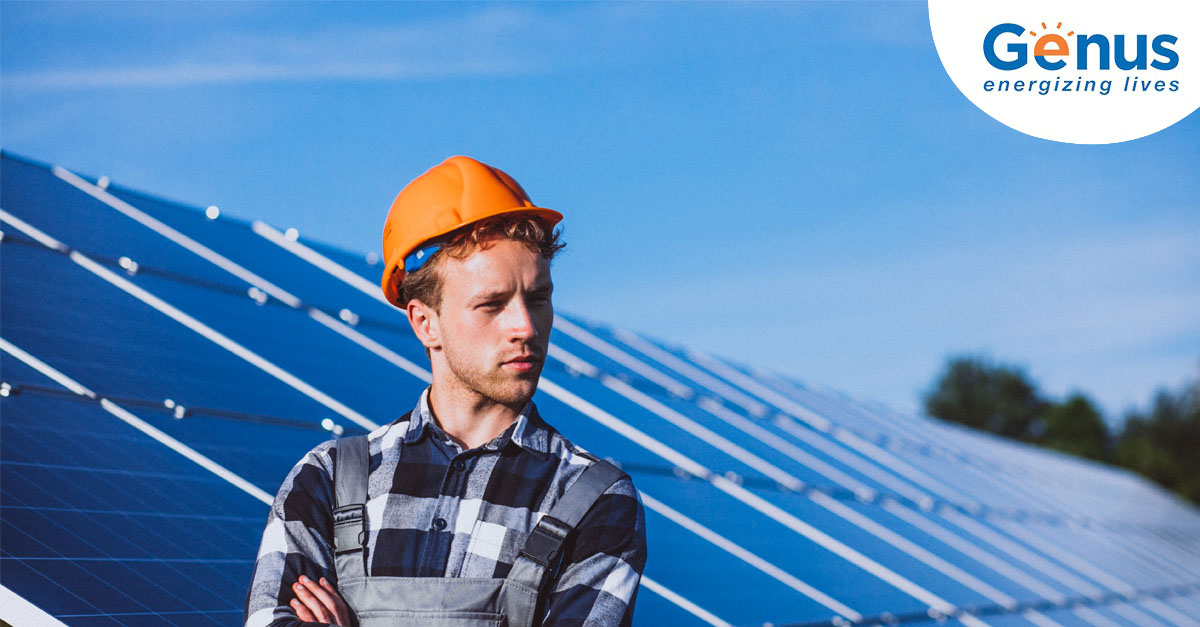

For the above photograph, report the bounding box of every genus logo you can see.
[928,0,1197,144]
[984,21,1179,71]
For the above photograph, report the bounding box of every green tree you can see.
[925,355,1198,504]
[1115,374,1200,504]
[1039,393,1111,462]
[924,356,1047,440]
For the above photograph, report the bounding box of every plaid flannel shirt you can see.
[244,388,646,627]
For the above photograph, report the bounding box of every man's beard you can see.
[440,340,543,407]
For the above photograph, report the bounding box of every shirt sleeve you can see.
[540,474,648,627]
[243,440,339,627]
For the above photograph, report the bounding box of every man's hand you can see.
[290,575,351,626]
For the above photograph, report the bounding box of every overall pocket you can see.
[339,576,510,627]
[355,609,503,627]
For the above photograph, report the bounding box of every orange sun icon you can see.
[1029,21,1075,58]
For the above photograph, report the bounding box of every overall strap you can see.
[507,459,626,593]
[333,434,370,578]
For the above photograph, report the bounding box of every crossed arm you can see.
[290,576,349,625]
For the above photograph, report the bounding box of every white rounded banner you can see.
[929,0,1199,144]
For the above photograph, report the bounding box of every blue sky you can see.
[3,1,1198,423]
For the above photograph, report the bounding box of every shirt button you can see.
[432,517,447,531]
[451,460,465,471]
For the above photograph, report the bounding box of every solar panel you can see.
[3,150,1199,627]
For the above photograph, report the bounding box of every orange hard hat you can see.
[380,156,562,307]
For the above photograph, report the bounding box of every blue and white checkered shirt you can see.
[244,388,646,627]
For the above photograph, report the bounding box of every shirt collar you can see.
[403,387,550,457]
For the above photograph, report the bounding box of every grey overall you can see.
[331,434,624,627]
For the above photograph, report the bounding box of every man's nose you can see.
[504,298,537,340]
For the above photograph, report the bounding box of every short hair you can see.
[399,211,565,311]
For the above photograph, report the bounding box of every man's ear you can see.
[406,299,441,351]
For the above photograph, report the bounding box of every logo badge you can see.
[929,0,1198,144]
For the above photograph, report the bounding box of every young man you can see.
[244,156,646,627]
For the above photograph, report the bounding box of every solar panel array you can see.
[2,150,1199,627]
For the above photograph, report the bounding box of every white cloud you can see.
[3,58,528,90]
[2,4,648,91]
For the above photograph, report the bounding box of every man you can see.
[244,156,646,627]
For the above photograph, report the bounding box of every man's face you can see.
[430,238,553,408]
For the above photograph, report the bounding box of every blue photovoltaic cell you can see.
[590,326,1200,619]
[3,151,1200,627]
[1,356,261,626]
[0,239,363,491]
[635,494,844,623]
